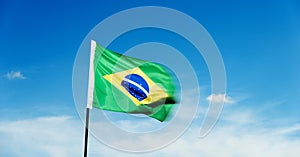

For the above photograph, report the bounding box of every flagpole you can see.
[83,108,90,157]
[84,40,96,157]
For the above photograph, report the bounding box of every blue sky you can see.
[0,0,300,156]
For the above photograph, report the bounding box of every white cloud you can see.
[273,124,300,135]
[162,111,300,157]
[164,127,300,157]
[0,116,83,157]
[4,71,26,80]
[87,121,300,157]
[206,93,234,104]
[0,105,299,157]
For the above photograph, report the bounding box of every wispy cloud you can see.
[3,71,26,80]
[0,116,82,157]
[87,96,300,157]
[206,93,234,104]
[0,94,299,157]
[273,124,300,135]
[1,108,299,157]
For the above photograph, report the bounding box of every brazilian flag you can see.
[87,40,177,122]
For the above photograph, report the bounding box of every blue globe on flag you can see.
[121,74,150,101]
